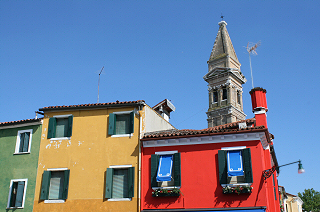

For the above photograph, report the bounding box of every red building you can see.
[140,88,281,212]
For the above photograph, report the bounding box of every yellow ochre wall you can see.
[33,106,142,212]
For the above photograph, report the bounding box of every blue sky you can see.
[1,1,319,196]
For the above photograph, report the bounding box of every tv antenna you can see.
[97,66,104,103]
[246,41,261,89]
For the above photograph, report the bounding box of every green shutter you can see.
[108,113,116,135]
[128,167,135,198]
[22,132,30,152]
[151,154,159,187]
[218,150,228,184]
[10,182,18,207]
[105,168,113,198]
[19,133,25,152]
[15,181,25,207]
[174,153,181,187]
[40,171,51,200]
[47,118,56,139]
[242,148,253,183]
[62,170,70,200]
[129,111,134,134]
[66,115,73,137]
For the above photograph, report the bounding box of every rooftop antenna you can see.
[97,66,104,103]
[246,41,261,89]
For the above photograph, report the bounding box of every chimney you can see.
[249,87,268,128]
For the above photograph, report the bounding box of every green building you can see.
[0,118,42,211]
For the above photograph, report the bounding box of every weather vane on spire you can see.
[220,14,224,21]
[246,41,261,89]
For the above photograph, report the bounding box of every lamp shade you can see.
[298,160,305,174]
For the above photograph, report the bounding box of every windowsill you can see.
[152,186,181,190]
[111,133,133,138]
[107,198,131,201]
[13,152,30,155]
[44,200,65,203]
[6,207,24,209]
[50,137,71,141]
[221,183,252,188]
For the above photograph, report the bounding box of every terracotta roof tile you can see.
[142,118,261,139]
[39,100,145,111]
[0,118,42,127]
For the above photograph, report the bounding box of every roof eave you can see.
[0,118,42,129]
[39,101,146,112]
[141,127,268,141]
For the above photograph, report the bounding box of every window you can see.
[105,165,135,200]
[222,88,228,100]
[108,111,134,136]
[47,115,73,139]
[227,150,244,177]
[213,91,218,103]
[218,147,252,185]
[151,152,181,188]
[237,91,241,104]
[40,169,70,202]
[7,179,27,209]
[15,129,32,154]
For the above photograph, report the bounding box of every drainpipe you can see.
[137,107,143,212]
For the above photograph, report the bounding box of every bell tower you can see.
[203,21,247,127]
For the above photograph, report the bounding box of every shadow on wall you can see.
[213,153,250,208]
[143,157,181,209]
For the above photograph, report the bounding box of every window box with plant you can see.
[222,185,253,195]
[152,188,181,197]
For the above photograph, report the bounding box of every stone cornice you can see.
[207,105,246,118]
[208,78,243,92]
[204,68,246,85]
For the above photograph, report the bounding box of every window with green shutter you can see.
[48,115,73,139]
[40,170,70,201]
[108,111,134,136]
[7,179,27,208]
[105,166,135,199]
[15,130,32,154]
[218,148,253,185]
[151,152,181,188]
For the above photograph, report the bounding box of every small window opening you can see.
[223,88,227,100]
[237,92,241,104]
[213,91,218,103]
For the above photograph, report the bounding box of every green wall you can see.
[0,123,42,211]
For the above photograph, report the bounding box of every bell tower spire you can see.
[204,21,247,127]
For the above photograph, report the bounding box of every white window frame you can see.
[7,178,28,209]
[221,146,250,187]
[50,114,72,140]
[108,164,132,201]
[111,111,133,137]
[153,151,179,190]
[44,168,68,204]
[14,129,33,154]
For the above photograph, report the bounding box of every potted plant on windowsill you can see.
[222,185,253,195]
[152,188,181,197]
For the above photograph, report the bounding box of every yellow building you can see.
[33,100,175,212]
[284,193,303,212]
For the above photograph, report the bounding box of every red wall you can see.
[141,140,280,212]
